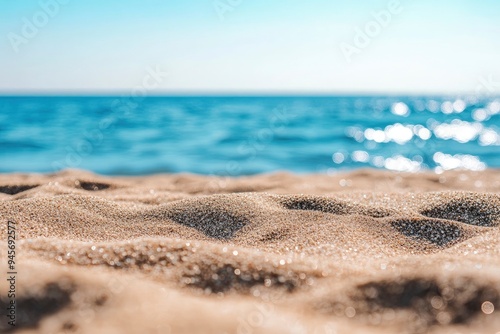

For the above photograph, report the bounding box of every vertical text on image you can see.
[5,220,17,328]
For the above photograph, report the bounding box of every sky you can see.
[0,0,499,95]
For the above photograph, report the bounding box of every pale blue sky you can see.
[0,0,499,94]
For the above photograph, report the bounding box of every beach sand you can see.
[0,169,499,333]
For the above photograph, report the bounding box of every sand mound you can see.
[1,169,500,333]
[354,275,500,326]
[419,192,500,227]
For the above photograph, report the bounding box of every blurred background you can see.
[0,0,499,175]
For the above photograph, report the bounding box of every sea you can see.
[0,96,499,175]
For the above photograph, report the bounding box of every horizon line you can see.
[0,90,497,98]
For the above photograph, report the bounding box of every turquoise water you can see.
[0,96,499,175]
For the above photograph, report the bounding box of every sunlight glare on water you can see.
[0,96,498,175]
